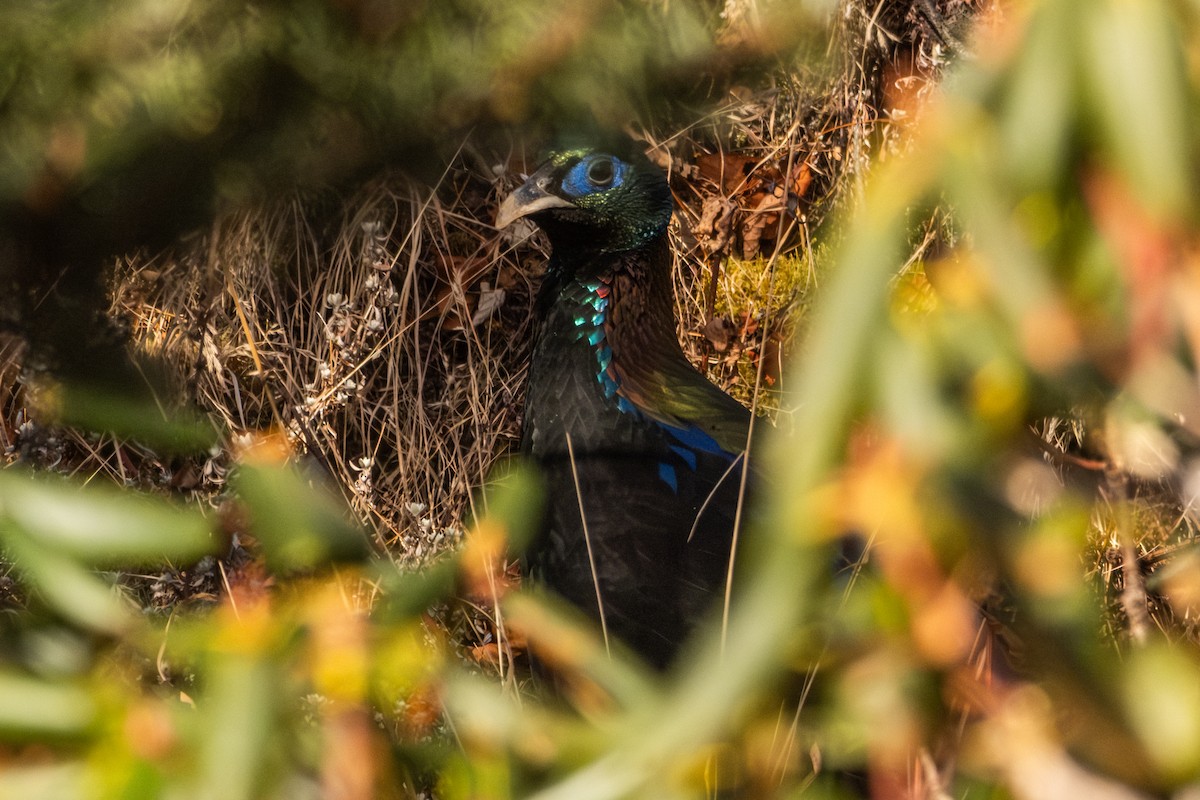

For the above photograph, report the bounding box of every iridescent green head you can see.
[496,143,673,253]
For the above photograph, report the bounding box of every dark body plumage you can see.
[497,143,752,668]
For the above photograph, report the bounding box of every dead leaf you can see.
[400,682,442,739]
[741,188,785,259]
[696,152,757,194]
[421,285,471,331]
[469,643,503,667]
[435,253,491,289]
[790,161,813,201]
[223,557,275,610]
[695,195,736,255]
[495,263,521,290]
[471,283,506,327]
[460,519,513,601]
[171,462,201,491]
[883,52,931,128]
[762,330,784,387]
[738,311,759,338]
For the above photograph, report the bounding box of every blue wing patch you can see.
[650,425,740,490]
[658,462,678,493]
[668,444,698,471]
[661,422,730,458]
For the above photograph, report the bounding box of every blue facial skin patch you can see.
[562,155,629,198]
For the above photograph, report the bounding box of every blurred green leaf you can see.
[2,529,131,635]
[502,591,655,703]
[0,763,87,800]
[371,557,460,621]
[780,151,933,484]
[3,2,1200,798]
[1082,0,1191,218]
[195,655,283,800]
[475,460,546,554]
[0,471,216,566]
[52,385,219,454]
[231,463,370,570]
[1122,645,1200,784]
[997,0,1077,191]
[0,669,96,739]
[875,330,958,457]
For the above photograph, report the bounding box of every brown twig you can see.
[1105,470,1151,645]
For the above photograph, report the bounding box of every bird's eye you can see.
[586,157,615,187]
[561,154,626,198]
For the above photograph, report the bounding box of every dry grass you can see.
[108,161,538,564]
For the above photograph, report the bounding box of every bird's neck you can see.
[543,236,680,367]
[524,236,684,457]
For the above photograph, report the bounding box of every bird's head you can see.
[495,144,673,254]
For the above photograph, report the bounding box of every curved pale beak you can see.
[495,164,574,229]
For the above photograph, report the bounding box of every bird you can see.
[495,139,754,669]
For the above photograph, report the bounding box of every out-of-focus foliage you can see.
[6,0,1200,799]
[759,0,1200,795]
[0,0,837,448]
[0,0,832,258]
[0,469,215,634]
